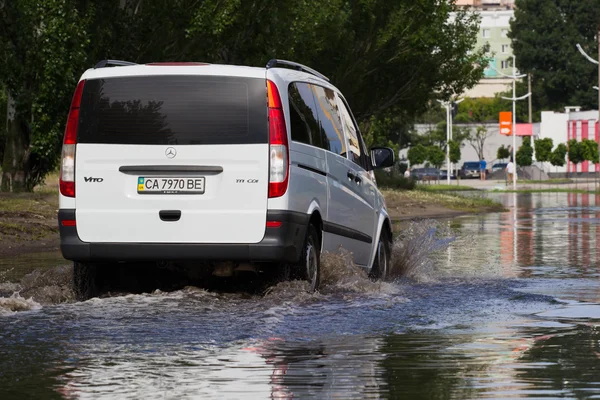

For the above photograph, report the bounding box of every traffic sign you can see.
[499,112,512,136]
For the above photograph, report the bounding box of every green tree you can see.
[0,0,91,191]
[0,87,6,163]
[497,145,510,161]
[534,138,553,163]
[516,137,534,167]
[426,145,445,169]
[510,0,600,112]
[549,143,567,168]
[466,125,491,160]
[581,139,599,164]
[407,144,427,167]
[1,0,487,191]
[567,139,585,176]
[454,96,511,123]
[449,140,461,164]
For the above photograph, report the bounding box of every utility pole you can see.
[437,98,463,185]
[528,74,532,124]
[495,55,531,190]
[576,35,600,186]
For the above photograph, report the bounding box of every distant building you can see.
[456,0,515,9]
[453,2,516,98]
[539,109,600,174]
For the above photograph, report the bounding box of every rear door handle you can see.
[159,210,181,222]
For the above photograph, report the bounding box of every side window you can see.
[310,84,346,156]
[336,96,364,167]
[288,82,323,149]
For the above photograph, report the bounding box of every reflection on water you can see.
[2,192,600,398]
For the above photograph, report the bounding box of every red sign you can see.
[499,112,512,136]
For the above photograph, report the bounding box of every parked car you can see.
[411,167,441,181]
[459,161,481,179]
[439,169,456,180]
[58,58,395,299]
[492,162,508,173]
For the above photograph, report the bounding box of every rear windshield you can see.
[464,162,480,168]
[77,75,267,145]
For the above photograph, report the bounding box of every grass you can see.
[493,188,600,194]
[518,179,573,184]
[416,183,478,192]
[0,190,58,219]
[383,189,505,213]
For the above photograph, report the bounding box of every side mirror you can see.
[370,147,395,170]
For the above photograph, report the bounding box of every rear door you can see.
[75,73,269,243]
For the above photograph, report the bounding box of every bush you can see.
[374,169,416,190]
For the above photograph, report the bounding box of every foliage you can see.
[534,138,553,163]
[412,123,470,155]
[497,145,510,161]
[509,0,600,112]
[516,137,534,167]
[454,97,510,123]
[374,169,416,190]
[407,144,427,167]
[466,125,491,160]
[362,114,402,154]
[0,87,5,163]
[581,139,599,164]
[449,140,461,164]
[549,143,567,167]
[0,0,487,192]
[0,0,90,190]
[567,139,585,166]
[426,145,445,168]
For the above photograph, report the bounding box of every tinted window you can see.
[78,75,267,145]
[311,85,346,156]
[288,83,324,149]
[337,96,366,168]
[464,162,480,169]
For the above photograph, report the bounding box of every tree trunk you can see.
[1,93,29,192]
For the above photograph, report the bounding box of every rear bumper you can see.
[58,209,308,263]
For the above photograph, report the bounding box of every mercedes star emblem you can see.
[165,147,177,159]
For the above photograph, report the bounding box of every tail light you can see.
[60,80,85,197]
[267,80,289,198]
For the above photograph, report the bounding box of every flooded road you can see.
[2,192,600,399]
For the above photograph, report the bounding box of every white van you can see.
[58,59,395,299]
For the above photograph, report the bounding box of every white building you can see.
[538,108,600,174]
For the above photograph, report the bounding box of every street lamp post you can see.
[438,98,463,185]
[492,55,531,190]
[576,42,600,182]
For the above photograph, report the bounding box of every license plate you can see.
[137,177,205,194]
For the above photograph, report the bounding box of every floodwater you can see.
[2,192,600,399]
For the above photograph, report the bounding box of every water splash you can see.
[320,249,398,294]
[0,293,41,315]
[0,264,74,310]
[0,220,454,309]
[389,220,455,281]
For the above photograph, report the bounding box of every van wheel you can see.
[73,262,98,301]
[370,230,390,281]
[294,224,321,292]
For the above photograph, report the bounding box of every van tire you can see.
[293,224,321,292]
[73,262,98,301]
[370,229,390,281]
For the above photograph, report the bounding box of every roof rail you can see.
[266,59,329,82]
[94,59,138,69]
